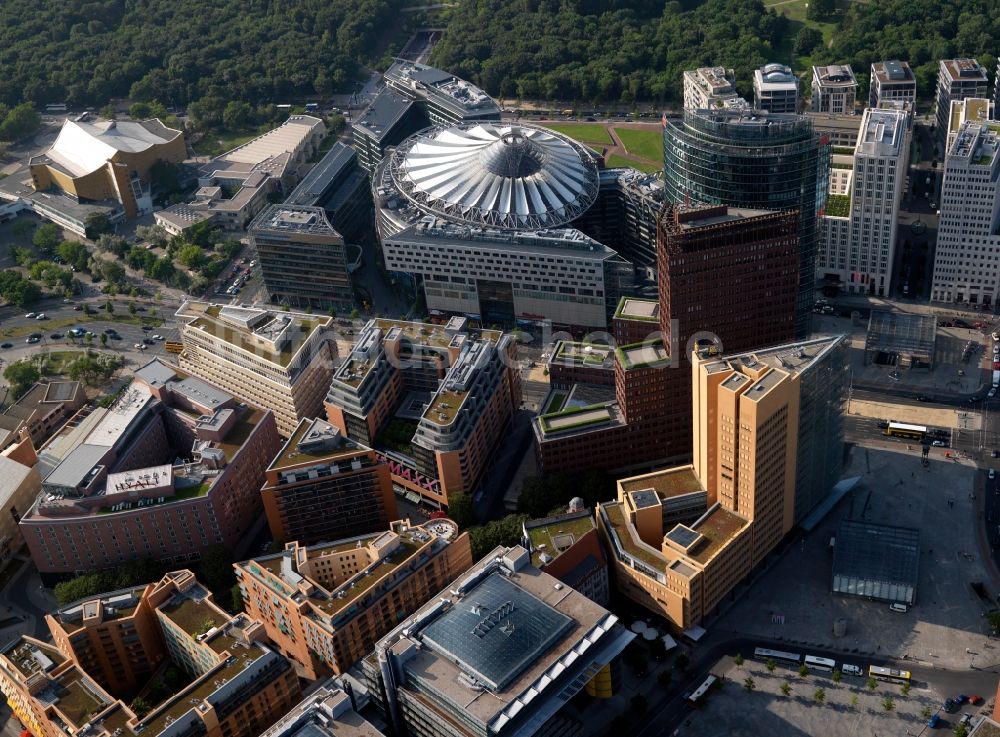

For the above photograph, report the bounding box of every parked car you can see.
[927,713,941,728]
[50,333,62,340]
[944,698,958,713]
[35,313,46,320]
[142,338,154,345]
[152,334,164,341]
[970,695,984,705]
[103,328,117,334]
[72,305,82,311]
[956,695,969,705]
[25,336,39,344]
[842,664,863,676]
[0,343,11,349]
[141,325,153,331]
[932,440,946,447]
[23,312,35,319]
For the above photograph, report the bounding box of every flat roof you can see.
[872,60,914,84]
[268,417,369,471]
[941,58,987,83]
[250,204,340,237]
[210,116,323,168]
[0,456,35,505]
[259,688,385,737]
[615,297,660,321]
[285,142,358,207]
[552,341,614,368]
[813,64,857,87]
[619,466,704,499]
[617,340,670,370]
[354,89,414,140]
[686,505,748,565]
[525,511,595,568]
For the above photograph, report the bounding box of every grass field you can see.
[192,130,261,157]
[541,122,614,145]
[606,155,660,174]
[614,128,663,162]
[765,0,844,66]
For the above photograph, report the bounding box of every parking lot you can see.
[714,445,995,674]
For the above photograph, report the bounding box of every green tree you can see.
[100,333,108,347]
[882,696,894,712]
[807,0,835,20]
[765,658,776,674]
[780,681,791,697]
[3,361,40,398]
[792,27,823,56]
[223,100,253,130]
[743,676,755,692]
[56,240,89,270]
[230,583,244,613]
[178,243,207,269]
[84,212,111,239]
[799,664,809,678]
[350,308,359,319]
[831,669,841,683]
[130,697,151,717]
[850,694,858,708]
[987,610,1000,633]
[955,723,969,737]
[0,103,41,142]
[128,302,136,316]
[733,653,744,667]
[199,544,235,591]
[467,514,528,560]
[33,222,61,251]
[900,682,910,696]
[129,102,152,119]
[104,299,114,313]
[921,706,932,719]
[866,677,878,691]
[814,687,825,703]
[447,492,477,529]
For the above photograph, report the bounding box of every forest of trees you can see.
[0,0,409,109]
[430,0,1000,105]
[1,0,998,115]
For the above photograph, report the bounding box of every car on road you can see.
[24,312,35,319]
[141,325,152,331]
[944,698,958,713]
[991,388,998,399]
[932,440,946,447]
[990,469,996,480]
[72,305,82,311]
[103,328,117,334]
[927,713,940,728]
[152,334,164,340]
[135,305,146,311]
[25,336,39,344]
[970,396,983,403]
[0,343,11,349]
[134,343,143,349]
[50,333,62,339]
[35,313,46,320]
[142,338,154,345]
[917,395,929,402]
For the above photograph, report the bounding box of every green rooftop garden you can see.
[825,193,851,217]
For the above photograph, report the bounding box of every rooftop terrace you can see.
[619,466,703,499]
[269,417,365,472]
[614,297,659,322]
[525,513,595,568]
[159,593,228,638]
[553,341,613,367]
[685,506,747,565]
[52,673,110,727]
[538,403,619,436]
[602,502,666,570]
[617,340,670,370]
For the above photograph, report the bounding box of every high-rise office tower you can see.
[663,109,828,338]
[817,107,910,297]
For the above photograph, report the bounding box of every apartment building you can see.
[176,301,337,436]
[810,65,857,114]
[251,205,353,312]
[870,61,916,110]
[682,67,748,111]
[534,204,800,477]
[753,63,799,114]
[946,97,995,153]
[0,570,301,737]
[521,508,609,606]
[935,59,989,148]
[596,336,846,631]
[930,120,1000,306]
[817,107,910,296]
[0,380,84,450]
[261,417,396,544]
[235,518,472,679]
[363,546,634,737]
[20,360,281,579]
[325,317,520,507]
[259,684,386,737]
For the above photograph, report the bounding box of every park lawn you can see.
[606,154,661,174]
[613,128,663,162]
[35,350,87,376]
[541,122,614,145]
[766,0,843,65]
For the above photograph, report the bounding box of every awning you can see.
[661,634,678,652]
[683,625,707,642]
[404,491,421,505]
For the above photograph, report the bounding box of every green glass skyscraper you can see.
[663,110,829,337]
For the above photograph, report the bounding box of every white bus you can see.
[45,103,67,113]
[804,655,836,672]
[687,674,717,706]
[754,647,801,665]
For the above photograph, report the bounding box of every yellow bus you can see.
[884,421,926,441]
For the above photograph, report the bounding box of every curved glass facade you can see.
[663,110,829,337]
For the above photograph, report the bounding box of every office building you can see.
[805,112,862,148]
[597,336,846,631]
[260,684,386,737]
[251,205,353,312]
[176,301,337,436]
[931,120,1000,306]
[810,65,858,114]
[374,123,664,329]
[935,59,989,148]
[522,508,609,606]
[534,204,801,477]
[325,317,520,507]
[235,518,472,680]
[663,109,828,338]
[284,142,371,242]
[870,61,916,110]
[30,118,186,220]
[19,360,281,579]
[682,67,748,111]
[0,570,301,737]
[753,63,799,114]
[354,61,501,175]
[0,380,84,450]
[156,116,326,233]
[261,417,396,544]
[817,107,910,296]
[363,545,634,737]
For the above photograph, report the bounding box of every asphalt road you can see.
[636,636,998,737]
